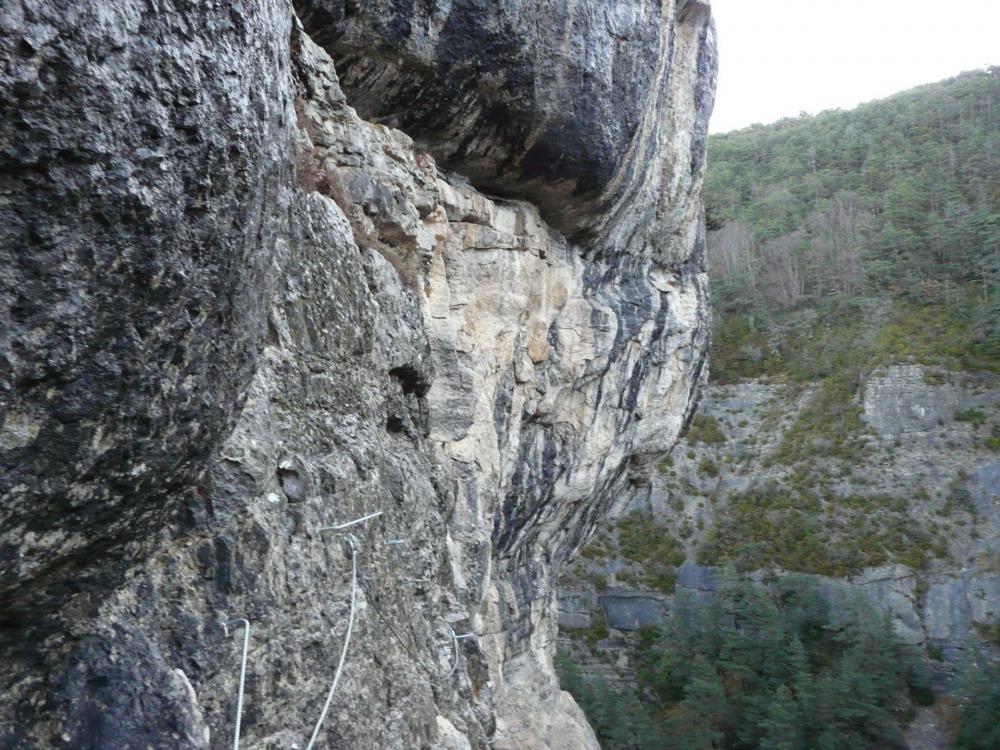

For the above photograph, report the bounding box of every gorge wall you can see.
[0,2,716,748]
[559,366,1000,694]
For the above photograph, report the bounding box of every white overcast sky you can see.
[709,0,1000,133]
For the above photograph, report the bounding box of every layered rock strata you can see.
[0,1,716,748]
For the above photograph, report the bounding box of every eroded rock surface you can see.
[293,0,716,245]
[0,0,295,620]
[0,1,715,748]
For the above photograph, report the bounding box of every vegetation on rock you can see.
[573,512,686,594]
[559,574,940,750]
[658,69,999,576]
[697,485,935,577]
[559,69,1000,750]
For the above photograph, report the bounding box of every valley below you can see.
[557,66,1000,750]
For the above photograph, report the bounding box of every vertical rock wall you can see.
[0,2,716,748]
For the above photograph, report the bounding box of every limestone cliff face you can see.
[293,0,715,245]
[0,2,716,748]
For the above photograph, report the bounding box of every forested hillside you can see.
[706,66,999,384]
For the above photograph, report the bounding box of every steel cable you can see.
[304,535,359,750]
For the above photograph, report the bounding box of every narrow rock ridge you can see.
[0,2,716,748]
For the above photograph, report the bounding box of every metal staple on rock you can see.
[442,627,477,680]
[318,510,384,533]
[304,534,360,750]
[358,572,476,683]
[222,618,251,750]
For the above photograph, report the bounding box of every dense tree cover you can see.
[704,67,1000,383]
[557,657,666,750]
[558,575,935,750]
[951,645,1000,750]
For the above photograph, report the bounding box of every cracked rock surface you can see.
[0,1,716,748]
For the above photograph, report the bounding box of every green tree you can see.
[705,66,1000,384]
[598,575,924,750]
[758,685,800,750]
[953,646,1000,750]
[665,655,728,750]
[605,691,664,750]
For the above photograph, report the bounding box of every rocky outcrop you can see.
[560,367,1000,682]
[0,2,716,748]
[863,364,1000,436]
[0,0,296,622]
[292,0,715,245]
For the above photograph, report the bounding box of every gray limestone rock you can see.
[0,2,716,748]
[561,368,1000,678]
[863,364,1000,437]
[558,590,597,630]
[599,590,665,631]
[0,0,296,620]
[292,0,717,250]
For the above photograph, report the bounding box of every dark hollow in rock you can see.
[294,0,711,239]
